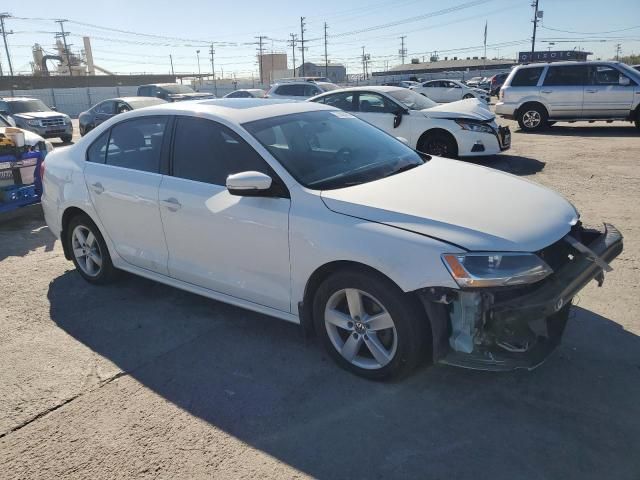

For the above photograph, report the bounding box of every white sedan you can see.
[41,99,622,379]
[410,79,490,103]
[309,86,510,158]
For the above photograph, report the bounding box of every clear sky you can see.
[3,0,640,78]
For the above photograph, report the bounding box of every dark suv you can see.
[137,83,214,102]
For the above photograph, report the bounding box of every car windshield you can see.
[0,115,11,127]
[161,84,196,94]
[618,63,640,80]
[387,89,437,110]
[243,110,426,190]
[7,99,51,114]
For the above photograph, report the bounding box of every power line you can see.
[541,24,640,35]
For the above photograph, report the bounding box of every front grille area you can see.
[40,117,65,127]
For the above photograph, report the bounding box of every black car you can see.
[137,83,214,102]
[78,97,166,136]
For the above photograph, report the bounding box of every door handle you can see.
[90,182,104,194]
[541,90,553,94]
[160,197,182,211]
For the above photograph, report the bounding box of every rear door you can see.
[583,64,636,118]
[540,64,589,118]
[83,116,170,274]
[442,81,463,102]
[158,116,291,312]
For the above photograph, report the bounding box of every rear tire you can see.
[418,131,458,158]
[313,270,427,380]
[517,104,548,131]
[463,93,474,99]
[66,213,118,285]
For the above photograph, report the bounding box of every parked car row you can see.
[0,97,73,143]
[409,79,491,103]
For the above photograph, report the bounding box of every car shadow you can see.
[47,271,640,480]
[516,125,638,137]
[465,154,546,176]
[0,205,56,261]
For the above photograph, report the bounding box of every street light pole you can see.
[196,49,201,87]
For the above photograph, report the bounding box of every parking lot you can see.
[1,112,639,479]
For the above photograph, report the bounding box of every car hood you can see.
[0,127,45,146]
[13,111,65,120]
[320,157,578,252]
[421,98,494,121]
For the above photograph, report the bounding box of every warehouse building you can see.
[373,57,517,77]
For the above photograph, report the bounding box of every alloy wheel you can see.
[324,288,398,370]
[522,110,541,129]
[71,225,103,277]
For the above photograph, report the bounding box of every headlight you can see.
[454,119,494,134]
[63,117,71,125]
[27,119,41,127]
[442,252,553,288]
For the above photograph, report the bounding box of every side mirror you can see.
[226,171,273,196]
[619,76,631,86]
[50,106,58,111]
[393,109,406,128]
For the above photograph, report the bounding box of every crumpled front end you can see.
[418,223,623,371]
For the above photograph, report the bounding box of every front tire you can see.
[517,104,547,131]
[61,134,73,143]
[418,131,458,158]
[313,270,427,380]
[66,214,118,284]
[463,93,474,99]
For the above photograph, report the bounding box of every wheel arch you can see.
[416,128,459,156]
[60,206,101,260]
[515,101,549,120]
[299,260,426,338]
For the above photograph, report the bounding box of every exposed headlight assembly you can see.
[442,252,553,288]
[454,119,494,134]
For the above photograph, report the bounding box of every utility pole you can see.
[324,22,329,78]
[288,33,297,76]
[615,43,622,61]
[530,0,540,55]
[0,13,14,76]
[169,54,175,76]
[196,49,201,86]
[399,36,407,65]
[55,19,73,77]
[300,17,306,77]
[255,35,266,84]
[209,44,217,96]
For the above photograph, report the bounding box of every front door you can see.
[83,116,170,274]
[94,100,116,127]
[442,81,463,102]
[353,92,414,144]
[540,64,588,119]
[158,116,291,312]
[583,65,637,118]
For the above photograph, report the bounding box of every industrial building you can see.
[258,53,288,84]
[296,62,346,83]
[374,57,517,76]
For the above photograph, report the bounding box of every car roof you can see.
[516,60,623,69]
[116,98,335,124]
[1,97,40,102]
[312,85,404,94]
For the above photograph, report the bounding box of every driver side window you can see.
[318,92,356,111]
[357,93,395,114]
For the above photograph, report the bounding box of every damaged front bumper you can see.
[418,223,623,371]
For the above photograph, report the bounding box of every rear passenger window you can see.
[86,131,109,163]
[318,92,356,111]
[511,67,544,86]
[171,117,271,185]
[543,65,588,86]
[105,117,167,173]
[276,84,306,96]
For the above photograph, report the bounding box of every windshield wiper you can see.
[384,162,420,178]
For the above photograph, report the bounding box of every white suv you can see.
[496,61,640,131]
[266,81,339,100]
[41,99,622,379]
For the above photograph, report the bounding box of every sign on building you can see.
[518,50,591,63]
